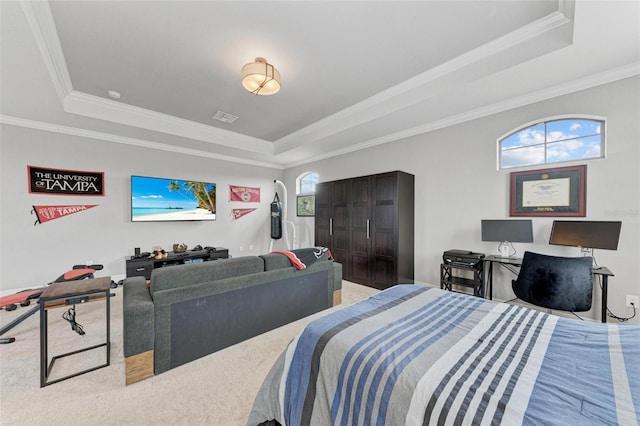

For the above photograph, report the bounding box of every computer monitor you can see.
[549,220,622,251]
[481,219,533,257]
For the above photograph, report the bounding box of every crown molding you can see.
[22,1,273,156]
[26,0,575,158]
[63,91,273,155]
[20,1,73,104]
[273,3,575,154]
[284,63,639,168]
[0,115,283,170]
[3,64,636,171]
[17,0,637,170]
[5,63,634,171]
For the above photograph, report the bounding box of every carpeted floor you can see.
[0,280,378,425]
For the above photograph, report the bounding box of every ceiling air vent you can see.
[212,110,238,124]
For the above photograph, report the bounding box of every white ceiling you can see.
[1,1,639,169]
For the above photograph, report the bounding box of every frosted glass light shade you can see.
[241,57,281,95]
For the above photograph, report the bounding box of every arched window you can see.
[498,116,605,169]
[297,172,318,195]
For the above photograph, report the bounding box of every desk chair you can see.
[512,251,593,313]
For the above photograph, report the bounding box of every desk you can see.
[39,276,111,387]
[483,255,614,323]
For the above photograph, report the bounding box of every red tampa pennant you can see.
[229,185,260,202]
[32,204,97,225]
[232,208,257,220]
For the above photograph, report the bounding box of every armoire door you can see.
[314,182,332,250]
[370,172,400,289]
[314,180,349,276]
[331,180,350,272]
[348,176,372,284]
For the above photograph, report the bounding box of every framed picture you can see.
[510,165,586,217]
[296,195,315,217]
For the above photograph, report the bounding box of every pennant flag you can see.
[229,185,260,202]
[232,208,257,220]
[32,204,97,225]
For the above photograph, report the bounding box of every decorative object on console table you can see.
[173,243,188,253]
[125,247,229,279]
[510,164,586,217]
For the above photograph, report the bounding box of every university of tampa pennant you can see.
[229,185,260,202]
[232,208,257,220]
[32,205,97,225]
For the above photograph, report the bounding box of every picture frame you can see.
[510,165,586,217]
[296,195,315,217]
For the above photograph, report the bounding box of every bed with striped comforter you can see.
[248,285,639,426]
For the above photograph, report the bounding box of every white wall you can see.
[2,77,638,323]
[0,125,284,289]
[284,76,640,323]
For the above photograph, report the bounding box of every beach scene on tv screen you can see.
[131,176,216,221]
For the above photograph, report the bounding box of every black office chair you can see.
[512,251,593,313]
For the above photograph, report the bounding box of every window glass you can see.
[501,123,545,149]
[297,172,318,194]
[499,118,604,169]
[501,145,545,169]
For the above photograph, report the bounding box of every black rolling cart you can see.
[440,250,485,298]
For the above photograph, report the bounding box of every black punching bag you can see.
[271,193,282,240]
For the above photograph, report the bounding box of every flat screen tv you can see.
[549,220,621,250]
[131,175,216,222]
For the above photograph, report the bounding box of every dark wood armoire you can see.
[315,170,414,289]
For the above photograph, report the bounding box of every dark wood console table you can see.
[126,247,229,279]
[483,255,614,323]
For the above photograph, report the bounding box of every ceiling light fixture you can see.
[241,57,281,95]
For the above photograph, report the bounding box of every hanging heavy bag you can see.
[271,193,283,240]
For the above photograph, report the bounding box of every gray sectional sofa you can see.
[122,250,342,384]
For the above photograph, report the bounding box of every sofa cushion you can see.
[260,253,294,271]
[150,256,264,296]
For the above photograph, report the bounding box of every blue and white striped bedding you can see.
[248,285,639,426]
